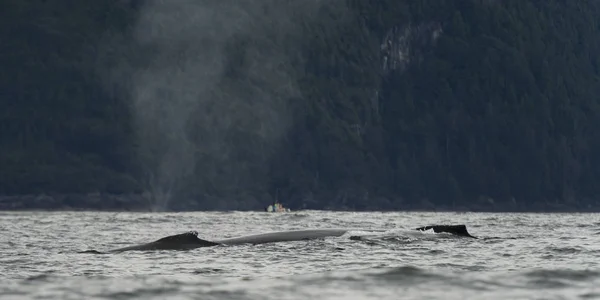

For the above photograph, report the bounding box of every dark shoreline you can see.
[1,193,600,213]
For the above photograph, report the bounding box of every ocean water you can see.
[1,210,600,299]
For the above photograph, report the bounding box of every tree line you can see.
[2,0,600,211]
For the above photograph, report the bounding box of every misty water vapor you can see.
[100,0,329,210]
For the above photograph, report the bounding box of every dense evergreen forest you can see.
[2,0,600,211]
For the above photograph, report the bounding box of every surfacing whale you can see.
[106,231,220,253]
[82,224,475,253]
[100,229,348,253]
[415,224,477,238]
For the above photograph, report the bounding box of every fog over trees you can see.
[2,0,600,212]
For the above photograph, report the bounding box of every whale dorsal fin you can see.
[155,231,200,243]
[415,224,477,238]
[154,231,219,246]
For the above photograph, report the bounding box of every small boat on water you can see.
[265,189,290,212]
[265,202,290,213]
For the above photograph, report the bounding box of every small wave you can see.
[77,250,107,255]
[524,269,600,281]
[481,237,520,243]
[369,265,446,282]
[349,235,415,247]
[350,228,475,244]
[24,274,52,282]
[580,292,600,299]
[192,268,226,274]
[1,258,31,264]
[104,286,181,299]
[544,246,584,254]
[362,265,496,291]
[211,211,236,215]
[432,263,487,272]
[283,213,310,219]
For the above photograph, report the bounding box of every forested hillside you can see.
[2,0,600,211]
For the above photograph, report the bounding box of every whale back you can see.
[154,231,205,244]
[215,229,348,245]
[88,226,477,254]
[415,224,477,238]
[108,231,219,252]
